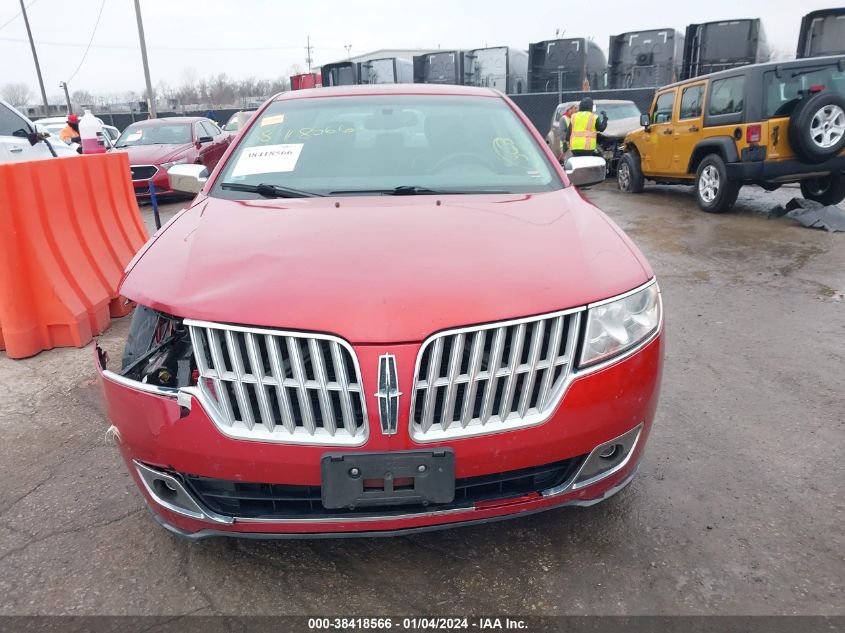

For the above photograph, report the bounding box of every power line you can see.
[0,0,37,32]
[0,36,345,53]
[66,0,106,84]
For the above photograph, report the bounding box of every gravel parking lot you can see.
[0,184,842,616]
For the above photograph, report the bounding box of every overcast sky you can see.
[1,0,841,100]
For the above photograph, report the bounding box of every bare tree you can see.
[209,73,236,107]
[197,78,210,107]
[1,83,33,107]
[237,76,258,100]
[71,90,95,107]
[269,77,289,94]
[181,67,198,86]
[255,79,272,96]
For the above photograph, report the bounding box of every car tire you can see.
[788,91,845,164]
[617,152,644,193]
[695,154,740,213]
[800,173,845,206]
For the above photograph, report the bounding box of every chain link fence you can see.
[509,88,657,136]
[93,108,241,131]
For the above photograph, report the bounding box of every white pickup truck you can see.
[0,98,78,163]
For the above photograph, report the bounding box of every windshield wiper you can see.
[220,182,322,198]
[329,185,474,196]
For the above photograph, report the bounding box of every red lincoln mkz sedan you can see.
[112,117,231,197]
[96,84,663,538]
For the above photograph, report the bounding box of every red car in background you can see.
[112,117,231,196]
[97,85,663,539]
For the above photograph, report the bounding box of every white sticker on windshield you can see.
[230,143,304,177]
[126,131,142,142]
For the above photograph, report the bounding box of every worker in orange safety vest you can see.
[59,114,82,146]
[558,103,579,157]
[566,97,608,157]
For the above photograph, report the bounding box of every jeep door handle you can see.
[662,129,672,135]
[688,125,699,132]
[9,147,23,153]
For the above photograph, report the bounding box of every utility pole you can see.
[305,36,313,73]
[59,81,72,114]
[133,0,156,117]
[19,0,49,112]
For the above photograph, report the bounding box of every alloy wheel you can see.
[810,104,845,149]
[618,162,631,191]
[699,165,720,203]
[803,176,830,197]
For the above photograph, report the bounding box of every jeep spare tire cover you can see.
[788,91,845,163]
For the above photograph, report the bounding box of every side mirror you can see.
[640,113,651,129]
[27,131,40,146]
[564,155,606,188]
[168,163,209,194]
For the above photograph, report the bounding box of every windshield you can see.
[116,123,192,147]
[600,103,641,119]
[211,95,561,198]
[42,124,65,136]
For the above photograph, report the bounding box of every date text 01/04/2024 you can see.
[307,617,528,630]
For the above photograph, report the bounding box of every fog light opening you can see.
[134,461,235,525]
[598,444,620,460]
[567,423,644,491]
[152,478,178,501]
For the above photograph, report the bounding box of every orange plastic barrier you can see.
[0,152,149,359]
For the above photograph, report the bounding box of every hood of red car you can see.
[112,143,193,165]
[121,189,651,344]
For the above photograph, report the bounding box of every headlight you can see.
[161,157,188,170]
[580,282,661,367]
[121,305,195,388]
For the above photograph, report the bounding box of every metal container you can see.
[527,38,607,93]
[321,62,363,87]
[797,9,845,58]
[413,50,467,85]
[360,57,414,83]
[464,46,528,94]
[607,29,684,89]
[681,19,770,80]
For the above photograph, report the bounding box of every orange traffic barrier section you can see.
[0,152,149,359]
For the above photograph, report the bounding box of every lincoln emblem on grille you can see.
[375,354,401,435]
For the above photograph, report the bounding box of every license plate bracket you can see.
[321,449,455,510]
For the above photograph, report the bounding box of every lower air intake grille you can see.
[182,455,585,519]
[187,320,367,445]
[130,165,157,181]
[411,309,582,440]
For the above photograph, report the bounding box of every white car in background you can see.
[36,115,120,149]
[0,99,77,162]
[222,110,256,132]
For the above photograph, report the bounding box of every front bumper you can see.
[132,166,173,197]
[97,332,662,537]
[726,154,845,183]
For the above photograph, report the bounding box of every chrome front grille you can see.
[410,309,582,440]
[187,320,367,445]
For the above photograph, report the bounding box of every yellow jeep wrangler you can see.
[617,56,845,212]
